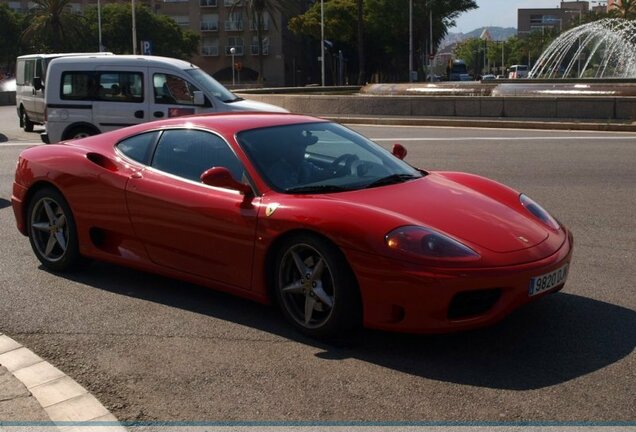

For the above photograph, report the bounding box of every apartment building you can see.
[2,0,307,86]
[518,1,590,36]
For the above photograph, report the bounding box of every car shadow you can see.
[0,133,8,143]
[0,198,12,209]
[54,261,635,391]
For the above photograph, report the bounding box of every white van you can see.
[42,55,286,144]
[16,53,113,132]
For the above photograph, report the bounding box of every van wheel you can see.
[21,109,34,132]
[65,127,96,141]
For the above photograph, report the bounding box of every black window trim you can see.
[115,126,260,196]
[60,70,145,103]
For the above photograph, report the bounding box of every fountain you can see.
[529,18,636,79]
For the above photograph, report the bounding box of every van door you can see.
[148,68,214,121]
[92,66,149,133]
[18,59,35,118]
[31,58,46,123]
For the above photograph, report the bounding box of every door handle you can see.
[134,110,144,119]
[153,111,164,118]
[131,172,143,179]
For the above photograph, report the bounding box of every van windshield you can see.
[185,68,238,103]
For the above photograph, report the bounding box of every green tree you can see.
[0,4,22,68]
[81,4,198,58]
[21,0,89,52]
[290,0,477,82]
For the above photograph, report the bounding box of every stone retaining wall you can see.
[0,91,16,106]
[3,90,634,121]
[236,93,636,121]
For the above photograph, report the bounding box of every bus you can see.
[508,65,529,79]
[448,59,469,81]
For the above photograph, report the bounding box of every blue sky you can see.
[453,0,565,33]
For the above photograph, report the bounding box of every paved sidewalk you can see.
[0,333,125,431]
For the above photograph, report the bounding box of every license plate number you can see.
[529,264,569,297]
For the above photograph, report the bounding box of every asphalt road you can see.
[0,106,634,423]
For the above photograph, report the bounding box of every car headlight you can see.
[385,226,480,260]
[520,194,560,230]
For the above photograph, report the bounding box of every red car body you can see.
[11,113,573,334]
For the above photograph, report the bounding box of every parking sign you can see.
[142,40,152,55]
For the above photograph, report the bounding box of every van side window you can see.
[24,60,35,85]
[61,71,144,102]
[153,73,198,105]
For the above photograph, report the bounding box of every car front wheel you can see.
[27,188,81,271]
[274,234,361,339]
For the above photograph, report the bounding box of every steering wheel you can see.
[330,154,359,176]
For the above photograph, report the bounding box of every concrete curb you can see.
[0,333,126,431]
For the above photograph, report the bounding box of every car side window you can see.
[153,73,198,105]
[116,132,159,164]
[151,129,244,183]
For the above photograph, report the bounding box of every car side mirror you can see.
[32,76,43,91]
[392,143,408,160]
[200,167,252,195]
[193,91,205,106]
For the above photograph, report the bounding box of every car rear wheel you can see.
[274,234,361,339]
[27,188,81,272]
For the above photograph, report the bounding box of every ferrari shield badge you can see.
[265,203,280,217]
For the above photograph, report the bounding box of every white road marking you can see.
[0,142,43,147]
[371,136,636,141]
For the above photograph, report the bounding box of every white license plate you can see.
[529,264,569,297]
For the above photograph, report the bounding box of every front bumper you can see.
[40,132,50,144]
[346,230,574,333]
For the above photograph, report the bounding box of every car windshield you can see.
[236,122,423,194]
[185,68,238,102]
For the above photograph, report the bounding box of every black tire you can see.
[21,109,34,132]
[273,233,362,339]
[65,126,96,141]
[27,187,81,272]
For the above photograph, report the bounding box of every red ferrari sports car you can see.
[12,113,573,338]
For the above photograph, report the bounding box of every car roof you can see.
[17,52,114,60]
[47,55,198,69]
[78,112,328,152]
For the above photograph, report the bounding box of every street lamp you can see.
[230,47,236,86]
[321,0,325,86]
[429,5,433,82]
[97,0,102,52]
[408,0,413,82]
[132,0,137,54]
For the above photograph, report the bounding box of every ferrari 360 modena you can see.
[12,113,573,338]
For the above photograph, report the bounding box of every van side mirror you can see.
[193,91,205,106]
[392,143,408,160]
[32,77,43,91]
[200,167,253,195]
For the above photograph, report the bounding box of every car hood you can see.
[331,173,549,254]
[226,98,289,113]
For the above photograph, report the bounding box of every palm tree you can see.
[21,0,86,52]
[611,0,636,19]
[229,0,300,84]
